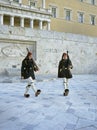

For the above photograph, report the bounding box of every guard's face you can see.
[28,54,32,59]
[63,55,67,59]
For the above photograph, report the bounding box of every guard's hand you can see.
[36,65,40,71]
[60,69,62,72]
[34,65,39,72]
[68,65,73,69]
[70,66,73,69]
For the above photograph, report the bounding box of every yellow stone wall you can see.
[44,0,97,37]
[22,0,29,5]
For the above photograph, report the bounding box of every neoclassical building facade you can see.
[0,0,97,75]
[1,0,97,36]
[0,0,51,30]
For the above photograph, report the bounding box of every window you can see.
[79,0,83,2]
[78,12,84,23]
[13,0,19,2]
[29,0,37,7]
[90,15,95,25]
[65,10,71,21]
[51,7,57,18]
[30,2,36,6]
[91,0,95,5]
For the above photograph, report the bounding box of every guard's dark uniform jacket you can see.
[21,57,37,79]
[58,59,73,78]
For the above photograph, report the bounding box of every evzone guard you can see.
[21,51,41,98]
[58,51,73,96]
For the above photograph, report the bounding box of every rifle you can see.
[26,48,39,71]
[67,50,73,69]
[67,50,69,58]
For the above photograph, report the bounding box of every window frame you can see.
[79,0,83,2]
[65,9,72,21]
[91,0,95,5]
[51,6,57,18]
[78,12,84,23]
[90,15,96,25]
[29,0,37,7]
[13,0,19,3]
[30,1,36,7]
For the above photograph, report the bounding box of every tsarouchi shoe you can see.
[24,94,30,98]
[63,89,69,96]
[35,90,41,97]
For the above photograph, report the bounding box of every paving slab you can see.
[0,75,97,130]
